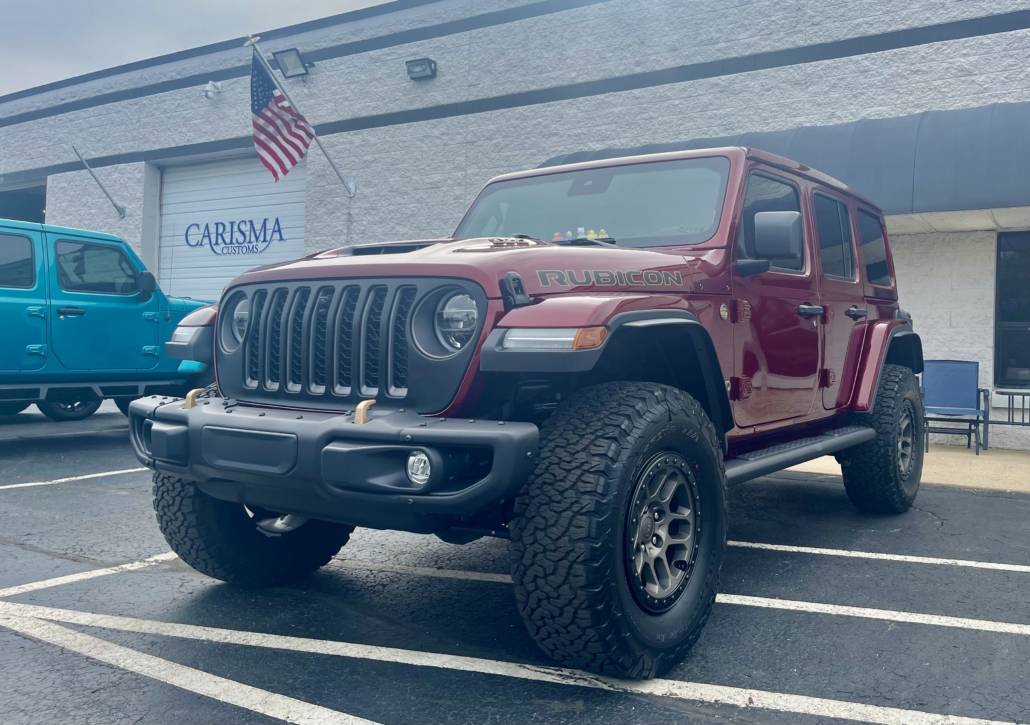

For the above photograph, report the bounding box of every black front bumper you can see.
[128,396,539,532]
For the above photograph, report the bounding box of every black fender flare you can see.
[480,310,734,435]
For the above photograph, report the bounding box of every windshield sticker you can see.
[538,269,684,287]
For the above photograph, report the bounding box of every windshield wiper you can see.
[555,236,617,247]
[511,233,618,247]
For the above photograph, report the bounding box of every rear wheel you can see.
[114,397,135,416]
[152,473,352,587]
[37,397,102,422]
[0,402,29,416]
[839,364,925,513]
[510,382,726,679]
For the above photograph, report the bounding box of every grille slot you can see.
[360,286,388,396]
[286,287,311,392]
[334,287,360,395]
[244,289,268,388]
[264,289,289,390]
[389,286,417,395]
[308,286,335,394]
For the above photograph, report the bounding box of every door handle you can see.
[796,304,825,319]
[58,307,86,317]
[26,306,46,318]
[846,305,868,321]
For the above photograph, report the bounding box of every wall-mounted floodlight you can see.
[406,57,437,81]
[272,48,314,78]
[203,81,222,99]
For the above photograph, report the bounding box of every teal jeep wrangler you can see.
[0,218,208,421]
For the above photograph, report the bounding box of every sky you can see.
[0,0,391,96]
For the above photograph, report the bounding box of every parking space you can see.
[0,413,1027,725]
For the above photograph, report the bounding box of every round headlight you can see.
[434,293,478,351]
[219,293,250,353]
[231,298,251,344]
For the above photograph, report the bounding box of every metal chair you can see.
[922,360,989,455]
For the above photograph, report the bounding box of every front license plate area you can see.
[201,426,298,475]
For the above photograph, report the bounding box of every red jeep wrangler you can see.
[131,147,924,679]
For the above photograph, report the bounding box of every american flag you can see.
[250,51,314,181]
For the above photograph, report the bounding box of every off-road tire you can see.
[153,472,353,587]
[839,364,924,514]
[37,398,103,422]
[114,398,135,416]
[510,382,726,679]
[0,402,29,416]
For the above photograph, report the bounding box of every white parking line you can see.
[0,552,177,599]
[0,601,1009,725]
[0,613,378,725]
[333,559,1030,636]
[0,467,147,491]
[728,540,1030,574]
[717,594,1030,636]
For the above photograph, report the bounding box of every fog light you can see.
[406,450,431,486]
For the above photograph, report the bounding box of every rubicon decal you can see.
[537,269,684,287]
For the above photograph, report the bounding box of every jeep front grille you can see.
[218,278,484,413]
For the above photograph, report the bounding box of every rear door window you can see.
[813,194,855,279]
[0,234,34,288]
[856,210,892,286]
[56,240,139,295]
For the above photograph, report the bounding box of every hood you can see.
[166,295,212,313]
[230,237,730,298]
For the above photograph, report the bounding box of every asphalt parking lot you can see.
[0,403,1027,725]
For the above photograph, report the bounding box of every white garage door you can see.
[159,156,305,301]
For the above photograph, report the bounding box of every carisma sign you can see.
[183,217,286,255]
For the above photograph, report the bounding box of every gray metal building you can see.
[2,0,1030,445]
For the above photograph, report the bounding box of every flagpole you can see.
[244,35,356,198]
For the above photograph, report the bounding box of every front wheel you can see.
[37,398,102,422]
[839,364,925,513]
[114,397,135,416]
[152,473,353,587]
[510,382,726,679]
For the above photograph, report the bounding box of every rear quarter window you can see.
[0,234,35,289]
[857,210,892,286]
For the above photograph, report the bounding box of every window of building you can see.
[0,234,34,288]
[857,210,891,286]
[56,240,139,295]
[813,194,855,279]
[739,172,804,272]
[996,232,1030,388]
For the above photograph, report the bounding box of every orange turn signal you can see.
[572,326,608,351]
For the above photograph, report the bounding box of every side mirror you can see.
[753,211,803,262]
[137,271,158,302]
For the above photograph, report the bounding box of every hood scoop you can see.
[316,239,447,258]
[453,236,549,253]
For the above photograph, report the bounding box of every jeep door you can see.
[0,227,47,372]
[731,170,821,427]
[47,235,161,372]
[810,191,866,410]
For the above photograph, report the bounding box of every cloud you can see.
[1,0,390,96]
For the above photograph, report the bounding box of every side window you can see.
[56,241,139,295]
[813,194,855,279]
[739,173,804,272]
[0,234,35,289]
[857,210,892,286]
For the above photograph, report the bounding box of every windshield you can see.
[455,156,730,247]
